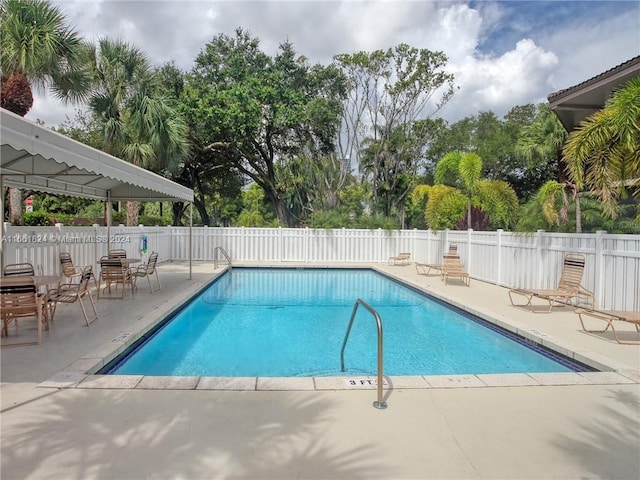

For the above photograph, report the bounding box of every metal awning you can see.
[1,107,194,278]
[1,108,193,202]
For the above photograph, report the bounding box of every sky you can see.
[27,0,640,127]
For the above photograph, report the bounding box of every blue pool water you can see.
[106,268,587,377]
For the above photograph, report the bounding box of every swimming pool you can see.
[103,268,589,377]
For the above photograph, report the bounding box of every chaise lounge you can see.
[415,243,458,276]
[388,252,411,266]
[441,253,470,286]
[509,252,594,313]
[574,308,640,344]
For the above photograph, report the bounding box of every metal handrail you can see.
[213,246,232,270]
[340,298,387,409]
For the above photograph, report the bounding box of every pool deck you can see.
[2,261,639,479]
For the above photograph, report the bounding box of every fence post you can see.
[536,230,545,287]
[444,230,449,257]
[594,230,606,309]
[240,226,245,261]
[496,229,503,286]
[342,228,346,262]
[467,228,473,274]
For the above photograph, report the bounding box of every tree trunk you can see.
[8,187,22,224]
[273,197,290,227]
[575,193,582,234]
[263,184,291,226]
[126,201,140,226]
[193,196,210,226]
[172,202,186,226]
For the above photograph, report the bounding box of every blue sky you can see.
[29,0,640,126]
[472,1,639,55]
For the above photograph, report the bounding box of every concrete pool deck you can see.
[2,261,639,479]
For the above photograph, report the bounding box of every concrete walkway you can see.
[2,262,639,479]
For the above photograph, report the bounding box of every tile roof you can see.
[548,55,640,102]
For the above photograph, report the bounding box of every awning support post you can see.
[189,202,193,280]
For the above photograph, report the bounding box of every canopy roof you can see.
[0,108,193,202]
[548,56,640,131]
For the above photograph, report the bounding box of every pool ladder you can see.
[213,246,232,271]
[341,298,387,409]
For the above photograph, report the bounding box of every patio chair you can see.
[132,252,161,293]
[441,254,470,286]
[98,257,135,299]
[508,253,594,313]
[574,308,640,344]
[416,243,458,275]
[108,249,127,259]
[48,266,98,326]
[2,262,53,326]
[60,252,98,289]
[3,262,35,276]
[0,276,44,346]
[388,252,411,266]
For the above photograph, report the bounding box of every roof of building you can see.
[547,56,640,131]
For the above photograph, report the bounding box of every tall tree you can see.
[84,38,149,155]
[0,0,88,223]
[564,77,640,219]
[186,29,345,226]
[515,103,580,230]
[85,38,189,225]
[335,45,455,222]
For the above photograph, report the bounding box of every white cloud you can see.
[541,8,640,92]
[24,0,640,127]
[440,38,559,120]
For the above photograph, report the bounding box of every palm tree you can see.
[432,151,519,230]
[515,104,582,231]
[0,0,88,223]
[563,77,640,219]
[84,38,149,155]
[434,151,482,229]
[85,38,189,225]
[535,180,570,229]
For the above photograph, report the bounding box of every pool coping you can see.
[38,265,640,391]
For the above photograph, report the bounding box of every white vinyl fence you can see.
[3,224,639,311]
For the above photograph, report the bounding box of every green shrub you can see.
[112,211,126,225]
[138,214,170,226]
[23,211,52,226]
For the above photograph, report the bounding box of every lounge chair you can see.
[0,276,44,346]
[132,252,161,293]
[388,252,411,266]
[574,308,640,344]
[415,243,458,275]
[509,253,594,313]
[441,254,470,286]
[48,266,98,326]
